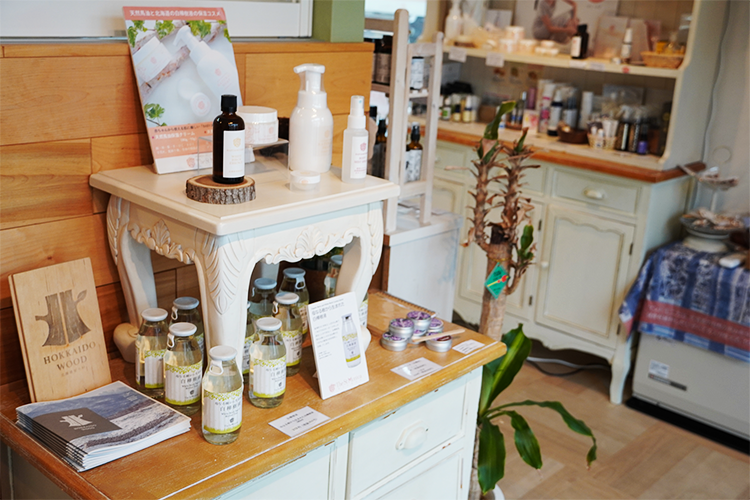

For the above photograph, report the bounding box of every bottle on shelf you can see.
[164,322,202,416]
[367,106,378,166]
[620,28,633,64]
[547,89,564,136]
[249,317,286,409]
[274,292,303,377]
[243,300,255,386]
[444,0,463,42]
[170,296,205,362]
[405,123,423,183]
[202,346,243,445]
[563,94,579,129]
[135,308,169,399]
[374,35,392,85]
[243,277,277,379]
[279,267,310,336]
[371,118,388,179]
[571,24,589,60]
[289,63,334,174]
[212,94,245,185]
[342,95,368,184]
[324,254,343,298]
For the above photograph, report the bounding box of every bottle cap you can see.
[294,63,327,109]
[209,345,237,361]
[221,94,238,112]
[141,307,168,322]
[256,317,282,332]
[283,267,306,279]
[275,292,299,305]
[169,322,197,337]
[348,95,366,129]
[254,278,277,290]
[173,297,199,310]
[331,254,343,266]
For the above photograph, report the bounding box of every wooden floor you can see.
[493,344,750,499]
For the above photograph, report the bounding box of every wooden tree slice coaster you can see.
[186,175,255,204]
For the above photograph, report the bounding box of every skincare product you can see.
[212,95,245,184]
[289,170,321,192]
[174,26,242,100]
[279,268,309,335]
[324,254,343,298]
[170,296,205,360]
[342,95,368,184]
[237,106,278,146]
[202,346,242,444]
[164,322,202,416]
[426,336,453,352]
[405,123,423,182]
[274,292,303,376]
[407,311,432,336]
[428,318,444,335]
[249,318,286,408]
[444,0,463,41]
[135,308,169,399]
[380,331,409,352]
[571,24,589,59]
[132,37,171,83]
[620,28,633,64]
[177,79,212,119]
[389,318,415,341]
[289,64,334,173]
[547,89,563,136]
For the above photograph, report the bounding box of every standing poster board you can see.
[123,7,243,174]
[513,0,619,45]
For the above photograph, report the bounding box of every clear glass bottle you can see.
[135,308,169,399]
[341,313,362,368]
[202,346,243,445]
[274,292,303,376]
[249,317,286,408]
[242,300,255,387]
[164,322,203,416]
[248,278,277,324]
[324,254,343,298]
[280,267,309,336]
[171,296,205,364]
[358,291,369,329]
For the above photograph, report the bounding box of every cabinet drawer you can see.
[347,376,468,496]
[435,142,470,183]
[364,449,463,500]
[553,170,639,214]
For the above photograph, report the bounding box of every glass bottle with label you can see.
[242,300,255,386]
[164,322,203,416]
[274,292,303,376]
[248,278,277,324]
[341,313,362,368]
[324,254,343,298]
[249,317,286,408]
[280,267,309,336]
[212,94,245,185]
[359,291,369,329]
[404,123,422,182]
[202,346,243,445]
[135,308,169,399]
[170,296,205,363]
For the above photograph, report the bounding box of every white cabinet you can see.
[434,140,693,404]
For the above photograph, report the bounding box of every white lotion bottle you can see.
[444,0,462,42]
[342,95,368,183]
[289,64,334,173]
[174,26,242,102]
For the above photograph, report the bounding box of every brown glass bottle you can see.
[371,119,388,178]
[404,123,422,183]
[213,94,245,184]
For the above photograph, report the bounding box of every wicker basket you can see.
[641,51,684,69]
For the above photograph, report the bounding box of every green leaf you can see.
[493,399,597,467]
[482,143,497,164]
[484,100,517,140]
[224,28,232,42]
[505,410,542,469]
[155,20,175,39]
[133,20,145,30]
[478,419,506,494]
[519,224,534,260]
[144,103,165,120]
[478,325,532,417]
[127,26,138,47]
[515,128,528,154]
[188,20,212,39]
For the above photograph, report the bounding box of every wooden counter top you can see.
[0,292,505,499]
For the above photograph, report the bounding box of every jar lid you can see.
[389,318,414,336]
[406,310,431,321]
[169,322,197,337]
[380,332,409,351]
[283,267,306,278]
[256,317,282,332]
[209,345,237,361]
[290,170,321,186]
[131,36,160,65]
[237,105,278,122]
[173,296,199,310]
[141,307,168,322]
[428,318,444,333]
[254,278,277,290]
[275,292,299,305]
[331,254,343,266]
[426,336,453,352]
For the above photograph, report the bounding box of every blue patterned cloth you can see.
[619,241,750,362]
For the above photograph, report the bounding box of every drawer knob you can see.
[396,421,429,450]
[583,188,605,200]
[540,261,549,269]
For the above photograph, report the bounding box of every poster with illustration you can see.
[123,7,242,174]
[513,0,618,45]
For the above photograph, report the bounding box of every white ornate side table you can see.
[90,158,399,367]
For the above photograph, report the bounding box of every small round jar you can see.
[406,311,431,335]
[132,37,171,83]
[380,331,409,351]
[290,170,321,192]
[498,38,518,53]
[427,318,444,335]
[518,39,538,54]
[389,318,414,340]
[426,335,453,352]
[237,106,278,146]
[504,26,526,41]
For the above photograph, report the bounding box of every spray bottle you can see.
[289,64,334,173]
[174,26,242,102]
[342,95,368,183]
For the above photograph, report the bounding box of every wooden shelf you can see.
[371,82,429,99]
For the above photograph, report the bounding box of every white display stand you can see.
[90,158,399,368]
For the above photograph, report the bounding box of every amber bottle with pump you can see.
[213,94,245,184]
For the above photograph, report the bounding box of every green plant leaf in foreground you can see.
[478,418,506,494]
[504,410,542,469]
[478,325,532,417]
[483,100,517,141]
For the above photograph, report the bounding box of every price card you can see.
[391,358,442,381]
[269,406,330,438]
[453,339,485,355]
[448,47,468,63]
[485,52,505,68]
[589,62,606,72]
[569,60,588,69]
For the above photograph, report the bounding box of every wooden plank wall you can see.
[0,41,373,387]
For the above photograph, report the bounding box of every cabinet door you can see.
[535,205,634,347]
[433,176,466,217]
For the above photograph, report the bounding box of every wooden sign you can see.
[9,258,111,402]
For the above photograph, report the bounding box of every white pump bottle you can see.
[342,95,368,183]
[174,26,242,102]
[289,64,334,173]
[444,0,463,42]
